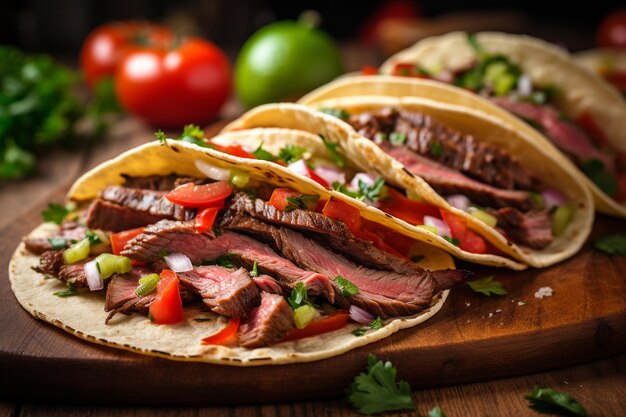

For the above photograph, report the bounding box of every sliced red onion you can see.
[84,259,103,291]
[446,194,471,211]
[164,252,193,273]
[314,165,346,185]
[349,305,374,324]
[287,159,310,177]
[195,160,230,181]
[517,74,533,96]
[541,188,567,209]
[424,216,452,238]
[349,172,376,190]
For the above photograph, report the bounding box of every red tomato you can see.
[268,188,303,211]
[216,144,256,159]
[597,10,626,48]
[166,181,232,208]
[115,38,232,128]
[322,197,362,235]
[110,227,144,255]
[361,65,379,75]
[201,317,241,345]
[195,206,222,234]
[282,312,349,342]
[149,270,184,325]
[576,112,610,148]
[378,187,440,225]
[439,209,488,255]
[306,167,330,188]
[80,21,173,87]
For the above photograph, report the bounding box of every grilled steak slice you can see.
[34,250,64,276]
[492,208,553,249]
[121,220,334,301]
[34,250,90,288]
[349,107,538,190]
[101,186,194,221]
[239,292,294,348]
[178,266,260,318]
[121,174,181,190]
[252,275,283,295]
[221,193,429,274]
[381,143,534,211]
[24,223,89,255]
[85,199,166,232]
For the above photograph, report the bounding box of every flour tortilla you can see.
[575,48,626,88]
[374,31,626,218]
[11,140,455,366]
[221,102,593,269]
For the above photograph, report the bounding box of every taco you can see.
[222,102,593,269]
[10,139,471,365]
[373,31,626,217]
[575,48,626,95]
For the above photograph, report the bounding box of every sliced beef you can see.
[120,174,206,190]
[381,143,534,211]
[252,275,283,295]
[239,292,294,348]
[492,208,553,249]
[101,186,194,221]
[34,250,64,276]
[85,199,166,232]
[348,107,538,190]
[121,220,334,301]
[178,266,260,318]
[24,223,88,255]
[33,250,89,288]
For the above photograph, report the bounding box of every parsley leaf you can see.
[389,132,407,145]
[285,194,320,212]
[581,159,618,197]
[525,386,587,416]
[319,107,351,121]
[319,134,345,168]
[287,282,310,310]
[278,144,307,165]
[594,233,626,255]
[352,316,384,337]
[333,182,361,199]
[250,261,259,277]
[335,276,359,297]
[252,141,276,161]
[358,177,385,202]
[467,276,507,296]
[347,354,415,415]
[154,129,167,144]
[48,237,67,250]
[53,282,79,298]
[443,236,460,246]
[41,203,71,224]
[85,230,101,245]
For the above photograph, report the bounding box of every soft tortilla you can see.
[221,102,593,269]
[11,140,454,365]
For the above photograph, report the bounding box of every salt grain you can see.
[534,286,554,299]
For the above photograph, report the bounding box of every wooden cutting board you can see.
[0,120,625,406]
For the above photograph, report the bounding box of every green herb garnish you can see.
[214,255,235,268]
[581,159,618,197]
[41,203,71,224]
[358,176,385,202]
[467,275,507,296]
[594,233,626,255]
[278,144,307,165]
[154,130,167,144]
[427,407,447,417]
[352,316,384,337]
[430,141,443,157]
[335,276,359,297]
[285,194,320,212]
[525,386,587,416]
[53,282,79,298]
[334,182,361,199]
[252,141,276,161]
[47,237,67,250]
[389,132,407,145]
[347,354,415,415]
[319,107,351,121]
[250,261,259,277]
[287,282,310,310]
[85,230,101,245]
[443,236,460,246]
[319,134,345,168]
[158,249,169,259]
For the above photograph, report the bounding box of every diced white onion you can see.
[164,252,193,272]
[195,160,230,181]
[349,305,374,324]
[424,216,452,238]
[517,74,533,96]
[314,166,346,185]
[84,259,103,291]
[541,188,567,209]
[349,172,376,190]
[287,159,310,176]
[446,194,471,211]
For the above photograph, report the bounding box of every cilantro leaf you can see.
[467,276,507,296]
[428,407,447,417]
[154,129,167,144]
[48,237,67,250]
[278,144,307,165]
[158,249,169,259]
[335,276,359,297]
[85,230,101,245]
[181,124,204,140]
[250,261,259,277]
[347,354,415,415]
[41,203,71,224]
[581,159,618,197]
[430,141,443,157]
[358,177,385,202]
[252,141,276,161]
[319,134,345,168]
[214,255,235,268]
[594,233,626,255]
[334,182,361,199]
[285,194,320,212]
[525,386,587,416]
[287,282,309,310]
[53,282,79,298]
[443,236,460,246]
[319,107,350,121]
[352,316,384,337]
[389,132,407,145]
[158,124,216,149]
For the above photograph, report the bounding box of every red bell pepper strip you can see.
[110,227,144,256]
[306,166,330,188]
[195,206,221,234]
[377,187,440,225]
[282,312,350,342]
[149,269,184,325]
[201,317,241,345]
[439,209,488,254]
[166,181,232,208]
[322,197,362,235]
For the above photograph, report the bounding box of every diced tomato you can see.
[361,219,414,257]
[306,167,330,188]
[201,317,241,345]
[322,197,362,235]
[282,312,350,342]
[392,62,417,77]
[166,181,232,208]
[268,188,303,211]
[361,65,379,76]
[149,269,184,325]
[378,187,440,225]
[576,111,610,148]
[315,198,327,213]
[440,209,488,254]
[195,206,221,233]
[110,227,144,255]
[216,144,256,159]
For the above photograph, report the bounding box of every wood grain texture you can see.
[0,403,16,417]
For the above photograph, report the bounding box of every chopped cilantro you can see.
[319,134,345,168]
[53,282,79,298]
[347,354,415,415]
[41,203,71,224]
[319,107,351,121]
[389,132,407,145]
[358,177,385,202]
[354,316,385,335]
[374,132,388,142]
[428,407,447,417]
[48,237,67,250]
[430,141,443,158]
[158,249,169,259]
[467,32,483,55]
[278,144,307,165]
[287,282,310,310]
[285,194,320,212]
[250,261,259,277]
[594,233,626,255]
[443,236,460,246]
[525,386,587,416]
[156,124,215,149]
[181,124,204,139]
[154,129,167,144]
[581,159,618,197]
[214,255,235,268]
[85,230,101,245]
[335,276,359,297]
[334,182,361,199]
[410,255,424,263]
[252,141,276,161]
[467,275,507,296]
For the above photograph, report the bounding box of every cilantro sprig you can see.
[278,144,307,165]
[41,203,72,225]
[319,134,345,168]
[335,276,359,297]
[252,142,276,161]
[525,386,587,416]
[319,107,351,121]
[467,275,507,296]
[334,176,386,203]
[156,124,216,149]
[287,282,311,310]
[347,354,415,415]
[53,282,79,298]
[352,317,384,337]
[594,233,626,255]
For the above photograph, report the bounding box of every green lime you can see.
[234,20,344,108]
